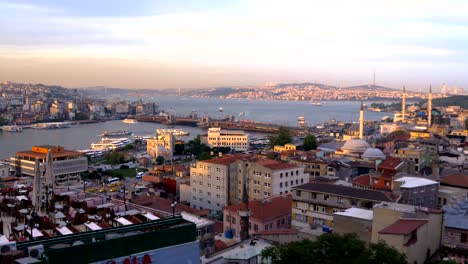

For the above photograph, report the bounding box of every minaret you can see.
[32,158,41,210]
[359,101,364,139]
[238,183,251,241]
[402,86,406,122]
[45,149,54,189]
[428,85,432,127]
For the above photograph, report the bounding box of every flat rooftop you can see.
[334,207,373,220]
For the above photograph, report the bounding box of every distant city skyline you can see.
[0,0,467,91]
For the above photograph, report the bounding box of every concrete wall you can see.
[333,215,372,243]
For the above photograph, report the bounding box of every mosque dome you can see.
[341,138,370,153]
[362,148,386,159]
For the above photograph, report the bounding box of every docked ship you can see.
[309,101,322,106]
[1,125,23,132]
[298,116,308,128]
[91,137,133,151]
[101,130,132,137]
[156,129,190,136]
[31,122,71,129]
[122,119,138,124]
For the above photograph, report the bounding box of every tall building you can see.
[10,145,88,186]
[359,101,364,139]
[402,86,406,122]
[428,85,433,127]
[207,127,249,152]
[147,133,175,160]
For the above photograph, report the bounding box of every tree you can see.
[186,135,210,156]
[104,152,125,164]
[303,134,317,151]
[124,144,133,150]
[174,143,185,155]
[261,233,406,264]
[156,156,165,165]
[199,152,211,161]
[268,127,292,148]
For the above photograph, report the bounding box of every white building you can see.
[380,123,401,136]
[0,163,9,178]
[190,156,241,215]
[207,127,249,152]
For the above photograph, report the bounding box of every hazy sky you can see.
[0,0,467,91]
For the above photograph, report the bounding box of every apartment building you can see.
[334,202,443,264]
[291,183,393,228]
[393,146,430,173]
[190,155,242,215]
[10,145,88,185]
[207,127,249,152]
[223,195,292,239]
[394,176,439,207]
[237,159,308,202]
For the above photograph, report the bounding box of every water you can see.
[0,97,389,159]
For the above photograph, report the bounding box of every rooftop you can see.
[394,177,438,188]
[201,238,271,264]
[201,155,245,166]
[443,198,468,230]
[334,207,374,220]
[378,157,404,171]
[224,195,292,221]
[440,173,468,189]
[255,159,297,170]
[293,183,394,202]
[378,219,428,235]
[181,211,214,228]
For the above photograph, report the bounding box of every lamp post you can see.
[171,200,177,217]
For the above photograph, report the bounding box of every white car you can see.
[136,172,144,178]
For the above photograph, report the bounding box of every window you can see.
[462,233,468,243]
[232,217,236,224]
[207,200,211,204]
[199,181,203,186]
[301,178,304,183]
[217,186,220,190]
[295,214,308,223]
[277,220,281,228]
[207,183,211,188]
[324,195,329,201]
[280,182,283,188]
[280,173,283,178]
[216,176,220,181]
[337,197,342,204]
[254,224,258,231]
[286,172,288,177]
[296,170,299,175]
[207,192,211,196]
[216,194,221,198]
[296,190,301,196]
[265,224,269,230]
[226,215,231,222]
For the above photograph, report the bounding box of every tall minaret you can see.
[359,101,364,139]
[402,86,406,122]
[238,183,251,241]
[428,85,432,127]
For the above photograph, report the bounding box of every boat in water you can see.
[91,137,133,151]
[1,125,22,132]
[156,129,190,136]
[309,102,322,106]
[219,107,223,112]
[122,119,138,124]
[101,130,132,137]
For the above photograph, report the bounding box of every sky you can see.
[0,0,467,91]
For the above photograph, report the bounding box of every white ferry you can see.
[101,130,132,137]
[1,125,22,132]
[309,102,322,106]
[156,129,190,136]
[31,122,71,129]
[91,137,133,151]
[122,119,138,124]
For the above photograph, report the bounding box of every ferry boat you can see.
[91,137,133,151]
[156,129,190,136]
[219,107,223,112]
[122,119,138,124]
[298,116,308,128]
[31,122,71,129]
[1,125,22,132]
[101,130,132,137]
[309,102,322,106]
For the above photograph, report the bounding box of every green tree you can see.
[124,144,134,150]
[174,143,185,155]
[75,112,89,120]
[268,127,292,148]
[199,152,211,161]
[186,135,210,156]
[156,156,165,165]
[303,134,317,151]
[104,152,125,164]
[261,233,406,264]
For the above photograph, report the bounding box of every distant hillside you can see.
[432,95,468,108]
[345,84,397,91]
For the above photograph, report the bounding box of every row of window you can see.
[193,189,222,197]
[208,137,247,141]
[253,189,271,196]
[280,170,300,178]
[280,179,304,188]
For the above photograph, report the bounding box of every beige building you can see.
[393,146,430,173]
[10,145,88,186]
[273,143,300,153]
[146,133,175,159]
[207,127,249,152]
[334,203,443,264]
[237,159,308,203]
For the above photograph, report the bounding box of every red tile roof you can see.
[256,159,297,170]
[440,174,468,189]
[378,219,427,235]
[255,229,298,235]
[214,240,229,252]
[224,195,292,221]
[352,174,371,187]
[202,155,245,165]
[378,157,403,171]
